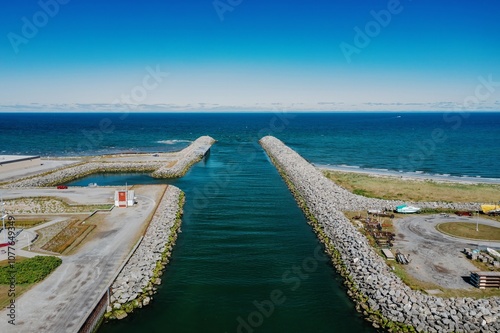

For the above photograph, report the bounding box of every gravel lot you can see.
[392,215,500,289]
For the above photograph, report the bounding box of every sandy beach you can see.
[317,164,500,185]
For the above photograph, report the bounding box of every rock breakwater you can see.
[106,185,184,320]
[3,136,215,188]
[152,135,215,178]
[260,136,499,333]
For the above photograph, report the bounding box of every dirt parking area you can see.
[392,214,500,289]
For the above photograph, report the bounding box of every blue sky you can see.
[1,0,499,111]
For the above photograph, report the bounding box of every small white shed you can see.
[114,190,135,207]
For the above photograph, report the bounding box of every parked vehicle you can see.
[481,204,500,215]
[57,185,68,189]
[455,211,473,217]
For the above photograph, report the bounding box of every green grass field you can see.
[9,218,48,227]
[436,222,500,241]
[324,170,500,203]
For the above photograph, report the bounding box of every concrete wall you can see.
[0,156,41,173]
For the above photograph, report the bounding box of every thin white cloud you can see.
[0,102,499,112]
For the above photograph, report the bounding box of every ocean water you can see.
[1,112,499,332]
[1,112,499,178]
[76,142,373,333]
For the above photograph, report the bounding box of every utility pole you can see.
[1,197,7,243]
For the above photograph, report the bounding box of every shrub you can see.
[0,256,62,284]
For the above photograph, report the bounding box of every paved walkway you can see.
[0,185,165,333]
[0,228,39,260]
[0,160,80,183]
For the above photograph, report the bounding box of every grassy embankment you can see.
[324,170,500,203]
[329,171,500,297]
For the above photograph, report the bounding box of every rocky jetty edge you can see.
[3,136,215,188]
[260,136,499,333]
[105,185,184,320]
[151,135,214,178]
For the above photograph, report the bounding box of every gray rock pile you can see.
[107,185,183,318]
[6,161,161,188]
[5,136,215,188]
[262,137,477,212]
[260,136,499,333]
[152,135,215,178]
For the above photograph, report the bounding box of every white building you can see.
[114,190,135,207]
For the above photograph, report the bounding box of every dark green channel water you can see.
[71,141,374,333]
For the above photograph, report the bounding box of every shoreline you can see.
[261,136,500,333]
[317,164,500,185]
[104,186,184,321]
[1,136,215,188]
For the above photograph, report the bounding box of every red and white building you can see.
[114,190,135,208]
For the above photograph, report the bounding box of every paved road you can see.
[393,214,500,289]
[0,187,115,205]
[0,185,165,333]
[0,160,80,183]
[0,228,39,261]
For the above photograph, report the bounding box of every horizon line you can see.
[1,110,500,113]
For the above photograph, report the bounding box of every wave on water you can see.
[157,139,192,145]
[338,164,360,168]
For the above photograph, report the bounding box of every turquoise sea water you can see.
[2,112,499,332]
[74,142,373,333]
[1,112,499,178]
